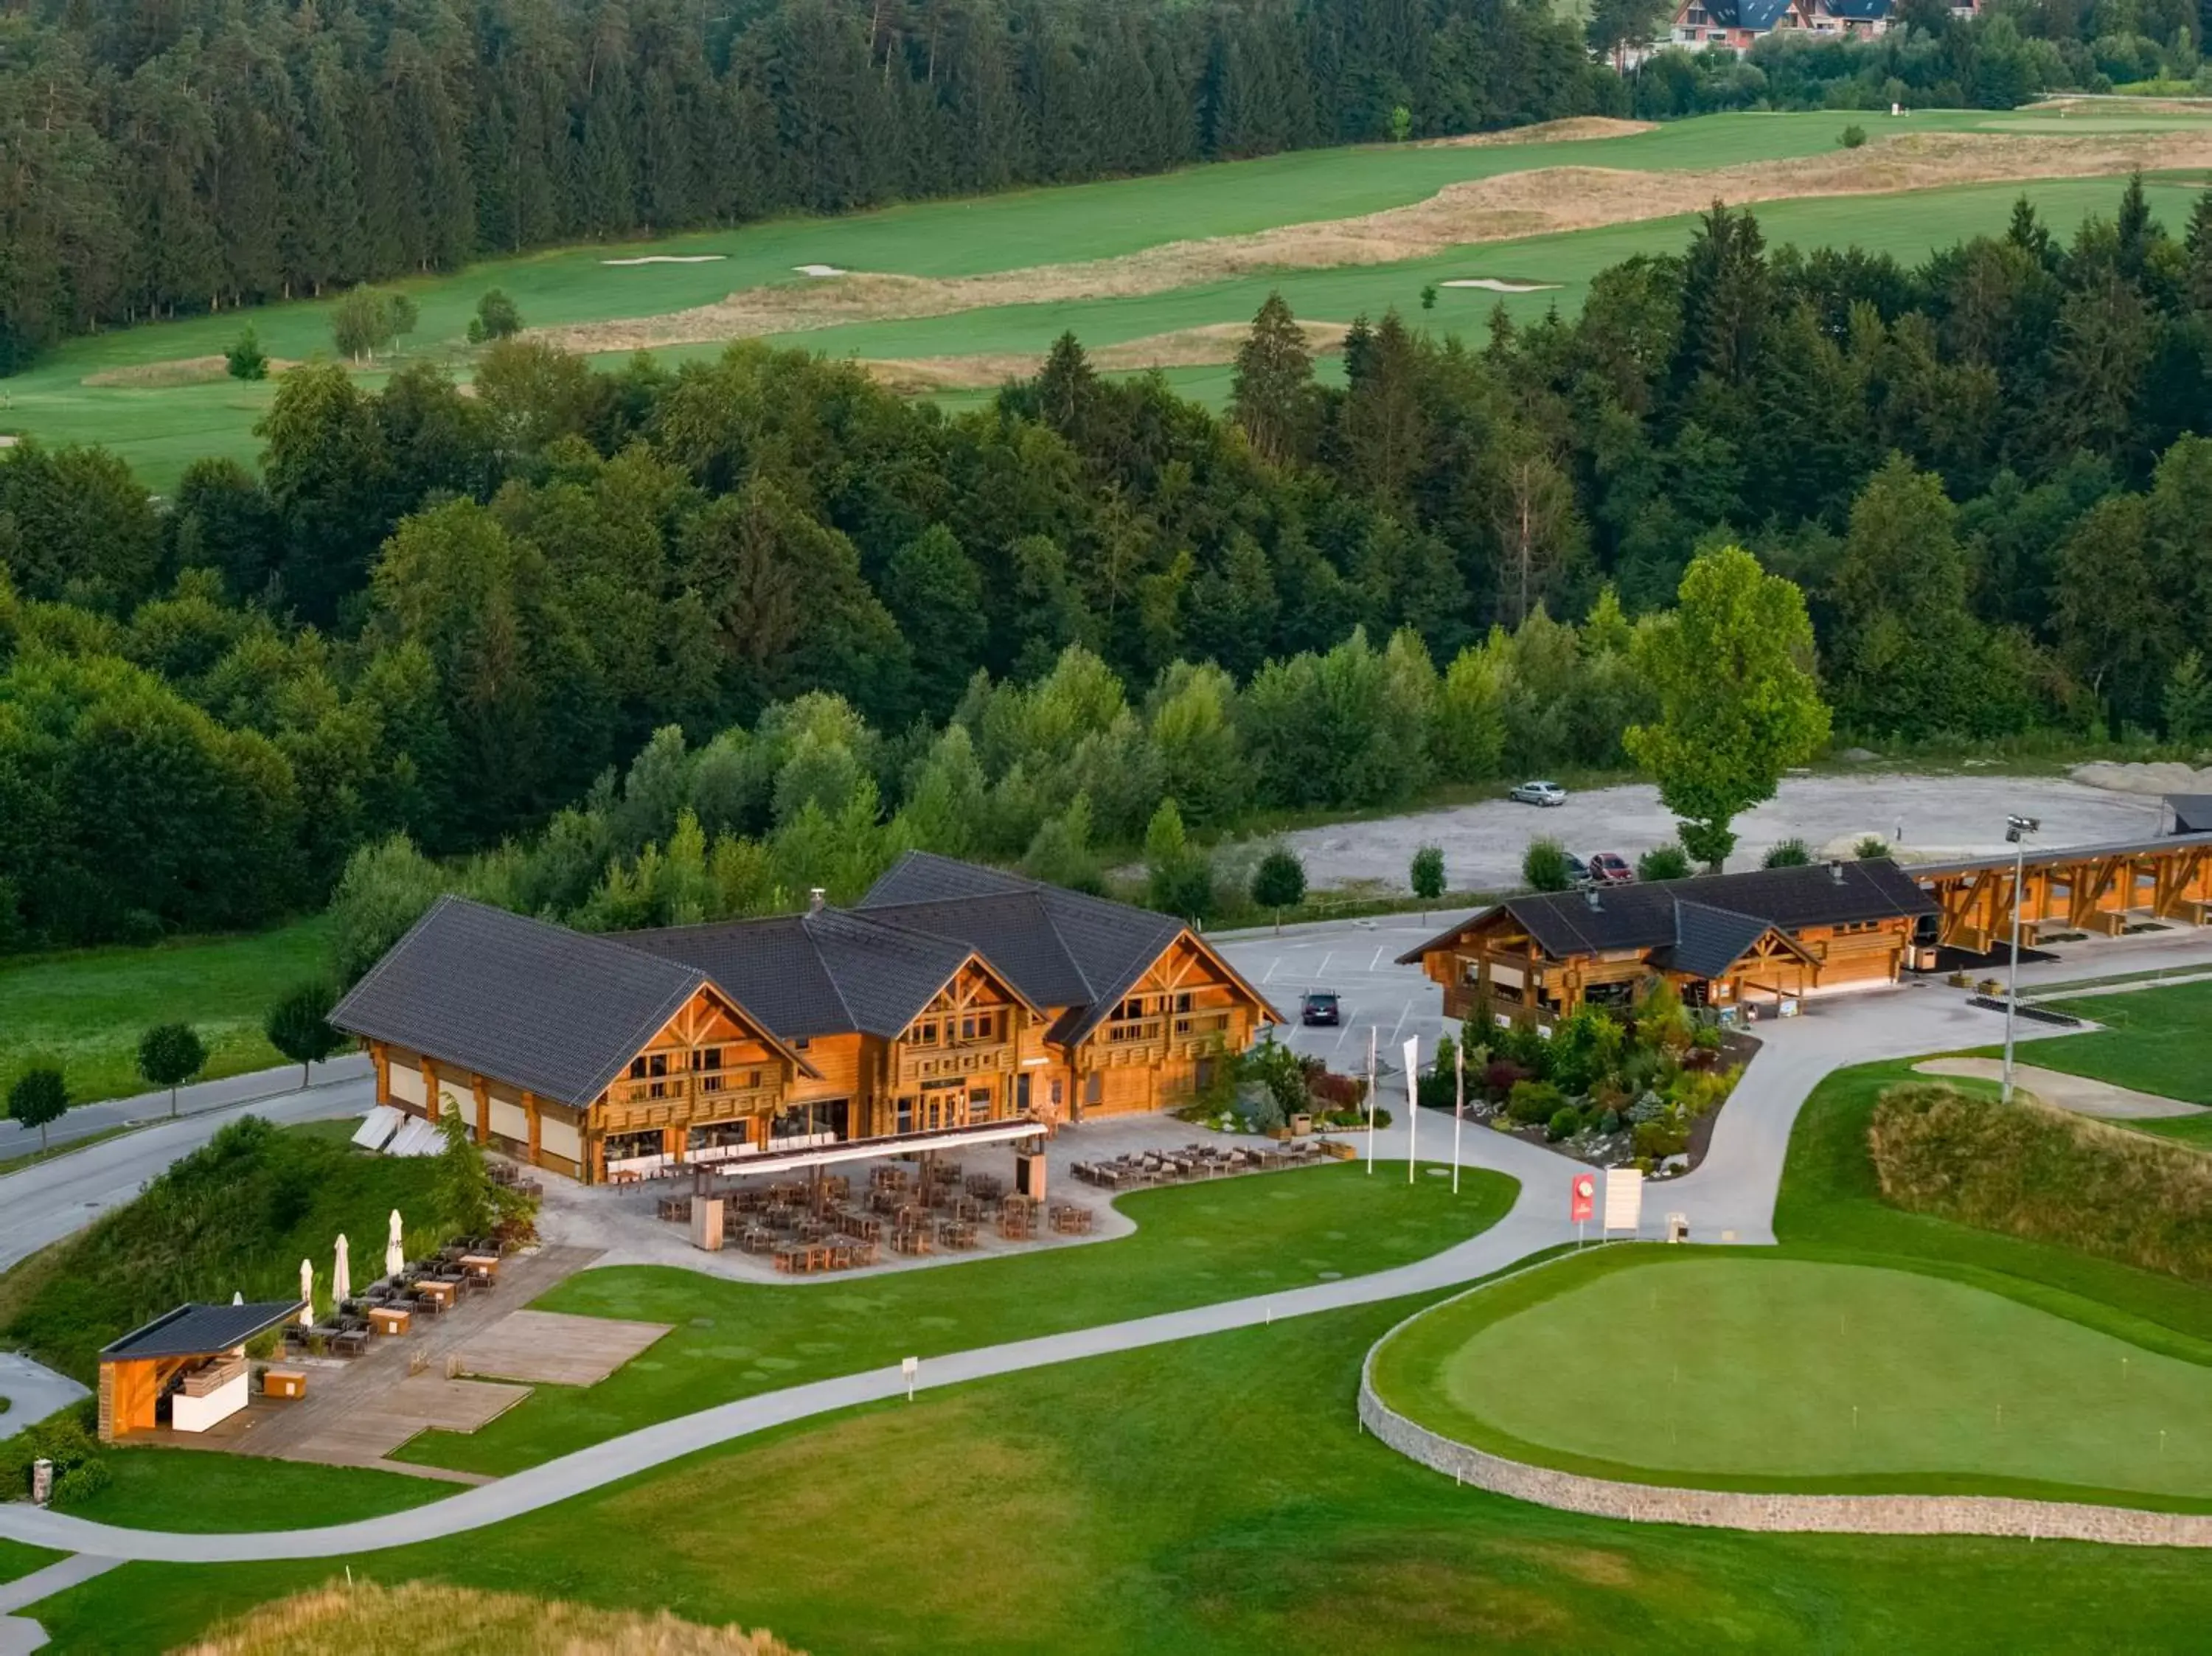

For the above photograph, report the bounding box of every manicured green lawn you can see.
[1377,1248,2212,1504]
[2121,1112,2212,1149]
[2030,979,2212,1106]
[1773,1057,2212,1349]
[397,1160,1514,1475]
[4,108,2204,487]
[63,1448,449,1533]
[34,1301,2212,1656]
[0,915,332,1108]
[0,1537,61,1585]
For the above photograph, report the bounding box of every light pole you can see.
[2001,813,2039,1104]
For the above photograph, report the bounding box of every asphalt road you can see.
[0,1072,375,1277]
[0,1054,369,1159]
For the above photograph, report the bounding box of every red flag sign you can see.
[1570,1172,1596,1224]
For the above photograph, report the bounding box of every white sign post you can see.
[901,1354,918,1402]
[1451,1040,1464,1196]
[1402,1037,1419,1183]
[1365,1027,1378,1175]
[1603,1168,1644,1237]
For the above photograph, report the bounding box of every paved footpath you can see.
[0,935,2191,1579]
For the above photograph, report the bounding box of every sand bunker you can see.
[858,319,1351,394]
[1421,116,1656,148]
[793,264,849,276]
[529,126,2212,358]
[1441,278,1560,292]
[1914,1057,2210,1121]
[601,254,728,266]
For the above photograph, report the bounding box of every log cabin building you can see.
[332,853,1277,1184]
[1399,857,1938,1026]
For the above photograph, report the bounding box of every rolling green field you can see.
[24,1060,2212,1650]
[397,1159,1514,1475]
[0,914,332,1107]
[4,106,2207,488]
[35,1295,2212,1655]
[1376,1248,2212,1503]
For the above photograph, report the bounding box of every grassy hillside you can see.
[0,1116,458,1380]
[1868,1081,2212,1284]
[180,1582,797,1656]
[0,914,333,1108]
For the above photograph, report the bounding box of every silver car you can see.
[1509,780,1568,807]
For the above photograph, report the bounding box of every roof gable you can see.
[332,897,722,1107]
[1398,859,1935,965]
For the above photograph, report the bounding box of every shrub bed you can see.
[1868,1083,2212,1286]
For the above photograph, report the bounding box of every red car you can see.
[1586,852,1634,886]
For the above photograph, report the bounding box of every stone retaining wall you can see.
[1357,1349,2212,1548]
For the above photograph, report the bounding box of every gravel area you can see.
[1270,770,2174,892]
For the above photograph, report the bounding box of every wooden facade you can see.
[368,929,1267,1185]
[1415,907,1905,1027]
[1916,838,2212,953]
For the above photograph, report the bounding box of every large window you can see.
[605,1128,662,1163]
[686,1120,751,1152]
[769,1099,849,1143]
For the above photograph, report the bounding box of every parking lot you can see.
[1214,914,1455,1084]
[1270,770,2172,893]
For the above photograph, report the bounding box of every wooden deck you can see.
[453,1309,670,1387]
[201,1243,603,1478]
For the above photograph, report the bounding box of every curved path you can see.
[0,965,2126,1568]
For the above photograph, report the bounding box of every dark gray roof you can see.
[2168,798,2212,836]
[623,907,1015,1040]
[1399,857,1935,966]
[102,1301,302,1361]
[331,897,755,1107]
[1907,830,2212,878]
[1657,901,1787,980]
[857,852,1204,1044]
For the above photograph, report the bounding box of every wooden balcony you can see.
[601,1074,783,1134]
[894,1040,1013,1088]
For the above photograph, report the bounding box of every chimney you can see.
[808,886,827,913]
[1829,860,1845,884]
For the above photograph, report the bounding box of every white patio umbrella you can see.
[386,1209,405,1278]
[333,1234,352,1309]
[298,1258,315,1325]
[232,1290,243,1305]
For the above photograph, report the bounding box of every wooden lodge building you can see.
[1399,857,1938,1025]
[332,852,1278,1185]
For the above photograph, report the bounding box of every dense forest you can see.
[1626,0,2211,116]
[0,0,1604,369]
[1,179,2209,953]
[5,0,2200,369]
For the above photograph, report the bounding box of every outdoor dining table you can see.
[1049,1203,1094,1236]
[413,1278,458,1309]
[459,1253,500,1281]
[366,1304,412,1337]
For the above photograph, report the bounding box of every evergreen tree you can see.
[1229,292,1317,467]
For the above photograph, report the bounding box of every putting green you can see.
[1376,1250,2212,1503]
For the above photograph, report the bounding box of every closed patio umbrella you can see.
[333,1234,351,1309]
[386,1209,405,1278]
[298,1258,314,1325]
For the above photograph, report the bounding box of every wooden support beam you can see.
[473,1075,490,1147]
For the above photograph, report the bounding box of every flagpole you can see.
[1452,1039,1464,1197]
[1402,1036,1419,1185]
[1365,1026,1377,1175]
